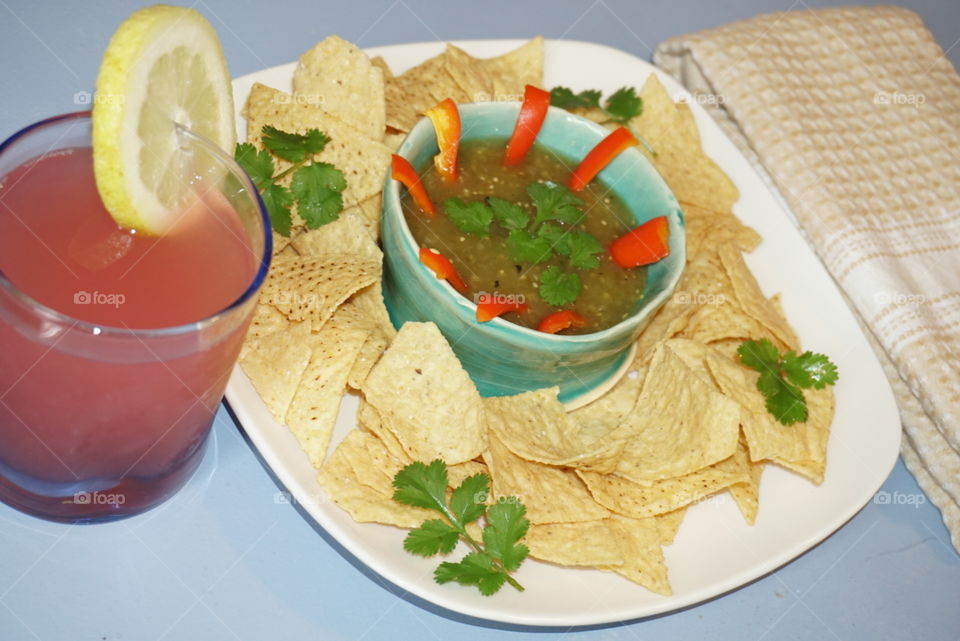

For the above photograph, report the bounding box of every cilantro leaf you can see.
[237,126,346,236]
[737,339,781,373]
[540,266,582,306]
[449,473,488,525]
[506,230,553,264]
[487,197,528,231]
[404,519,460,556]
[290,162,346,228]
[261,125,330,163]
[566,231,604,270]
[482,500,529,572]
[234,142,275,190]
[537,223,569,255]
[758,371,808,425]
[604,86,643,124]
[392,461,527,596]
[738,338,838,426]
[392,460,449,512]
[549,86,601,111]
[260,184,293,238]
[527,181,583,227]
[445,198,493,237]
[435,552,506,596]
[782,351,839,389]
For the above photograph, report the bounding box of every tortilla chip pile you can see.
[239,36,835,597]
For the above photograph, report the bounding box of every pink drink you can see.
[0,114,268,522]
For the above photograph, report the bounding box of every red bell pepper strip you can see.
[423,98,461,183]
[476,294,528,322]
[391,154,435,216]
[609,216,670,268]
[419,247,469,294]
[568,126,638,192]
[537,310,587,334]
[503,85,551,167]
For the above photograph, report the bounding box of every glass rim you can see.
[0,110,273,338]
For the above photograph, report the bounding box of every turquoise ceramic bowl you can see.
[381,102,685,407]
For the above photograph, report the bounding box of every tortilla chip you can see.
[293,35,386,140]
[243,82,391,209]
[484,36,544,98]
[659,337,718,386]
[630,74,738,212]
[357,398,407,459]
[340,193,383,240]
[272,230,294,256]
[655,508,687,546]
[681,297,773,346]
[704,350,831,484]
[568,367,644,445]
[634,293,695,364]
[443,44,497,102]
[484,388,622,473]
[347,281,397,340]
[326,302,389,389]
[318,429,432,528]
[259,254,379,328]
[285,328,368,467]
[526,520,626,567]
[362,322,485,464]
[717,243,799,351]
[369,55,393,79]
[275,243,299,258]
[579,452,749,518]
[290,210,381,262]
[383,130,406,152]
[448,459,491,492]
[634,246,734,362]
[483,432,609,524]
[384,53,468,132]
[682,201,761,258]
[383,38,543,131]
[728,437,764,525]
[239,321,313,424]
[240,302,290,359]
[600,516,671,595]
[614,343,740,482]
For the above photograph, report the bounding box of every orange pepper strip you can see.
[503,85,551,167]
[568,126,638,192]
[476,293,528,322]
[418,247,469,294]
[536,310,587,334]
[423,98,461,183]
[609,216,670,268]
[391,154,435,216]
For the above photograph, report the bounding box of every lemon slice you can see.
[92,5,235,234]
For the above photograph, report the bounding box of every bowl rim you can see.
[384,100,685,345]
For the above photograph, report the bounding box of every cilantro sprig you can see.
[393,460,529,595]
[550,86,656,156]
[440,181,603,307]
[234,125,346,236]
[737,338,839,425]
[539,265,582,307]
[550,86,643,126]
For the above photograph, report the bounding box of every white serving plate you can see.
[225,39,901,626]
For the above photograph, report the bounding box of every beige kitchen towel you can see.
[654,6,960,551]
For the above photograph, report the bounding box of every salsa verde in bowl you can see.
[381,100,685,406]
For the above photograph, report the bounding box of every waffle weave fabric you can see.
[655,6,960,551]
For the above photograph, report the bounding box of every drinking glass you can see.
[0,112,270,522]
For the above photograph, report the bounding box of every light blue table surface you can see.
[2,1,959,640]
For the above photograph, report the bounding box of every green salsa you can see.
[401,140,645,334]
